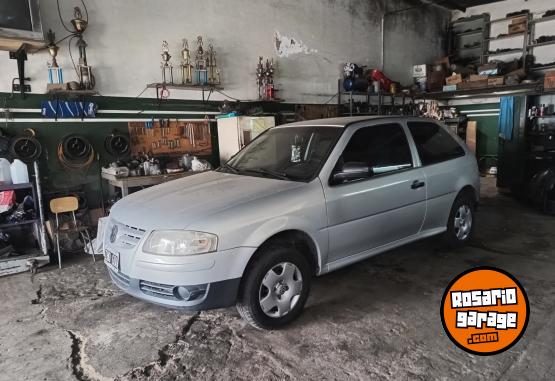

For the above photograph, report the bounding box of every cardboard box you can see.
[469,74,489,82]
[488,76,505,86]
[508,23,526,35]
[413,64,429,78]
[457,80,488,90]
[510,15,527,25]
[428,71,447,91]
[446,74,463,85]
[466,121,477,154]
[545,71,555,90]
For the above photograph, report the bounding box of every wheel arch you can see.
[458,184,479,204]
[243,229,321,277]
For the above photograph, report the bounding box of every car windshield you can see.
[222,126,342,181]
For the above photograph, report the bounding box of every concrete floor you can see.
[1,177,554,381]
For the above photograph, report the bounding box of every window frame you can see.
[406,121,467,167]
[328,122,418,187]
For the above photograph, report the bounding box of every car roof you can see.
[274,116,438,129]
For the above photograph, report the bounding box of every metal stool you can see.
[49,196,95,269]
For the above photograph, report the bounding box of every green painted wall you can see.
[455,102,500,167]
[1,92,293,209]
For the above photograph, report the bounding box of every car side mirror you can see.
[332,162,370,184]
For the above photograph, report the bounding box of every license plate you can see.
[104,250,120,271]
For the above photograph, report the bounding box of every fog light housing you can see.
[173,284,208,301]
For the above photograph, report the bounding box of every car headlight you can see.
[143,230,218,255]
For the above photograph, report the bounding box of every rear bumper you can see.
[108,267,240,310]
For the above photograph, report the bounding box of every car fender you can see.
[241,215,326,271]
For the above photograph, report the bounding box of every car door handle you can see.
[411,180,425,189]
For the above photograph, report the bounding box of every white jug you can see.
[10,159,29,184]
[0,158,12,184]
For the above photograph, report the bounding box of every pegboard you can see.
[128,120,212,156]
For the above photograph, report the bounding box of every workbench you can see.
[101,171,201,197]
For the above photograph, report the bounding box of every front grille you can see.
[139,280,178,300]
[108,219,146,249]
[108,268,130,289]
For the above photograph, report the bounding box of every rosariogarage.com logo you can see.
[441,266,530,355]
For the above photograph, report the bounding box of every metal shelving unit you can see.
[482,12,531,71]
[337,80,416,116]
[0,178,49,276]
[527,11,555,72]
[448,14,490,65]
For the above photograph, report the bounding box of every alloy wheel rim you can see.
[454,204,472,241]
[259,262,303,318]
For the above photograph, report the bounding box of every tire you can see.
[236,245,311,330]
[444,192,476,249]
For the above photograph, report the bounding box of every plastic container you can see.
[0,158,12,184]
[10,159,29,184]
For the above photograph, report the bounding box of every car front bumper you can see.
[107,266,241,310]
[102,218,256,310]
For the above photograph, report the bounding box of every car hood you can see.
[109,171,303,231]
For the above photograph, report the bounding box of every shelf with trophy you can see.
[147,37,223,101]
[255,56,282,102]
[45,6,98,99]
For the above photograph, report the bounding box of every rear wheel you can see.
[236,245,311,330]
[444,193,475,248]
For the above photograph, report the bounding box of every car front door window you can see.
[332,123,414,184]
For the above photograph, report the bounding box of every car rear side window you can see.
[338,123,413,177]
[407,122,465,165]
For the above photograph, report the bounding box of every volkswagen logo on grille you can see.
[110,225,118,243]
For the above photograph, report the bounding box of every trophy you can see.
[194,36,208,85]
[180,39,193,84]
[207,43,220,85]
[77,36,94,89]
[70,7,87,33]
[256,56,264,99]
[46,30,63,85]
[265,58,275,100]
[256,56,277,100]
[160,41,174,84]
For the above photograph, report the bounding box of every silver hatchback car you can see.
[105,116,479,329]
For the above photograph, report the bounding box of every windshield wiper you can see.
[241,168,291,180]
[219,163,239,173]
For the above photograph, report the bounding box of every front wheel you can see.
[236,246,311,330]
[444,193,476,248]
